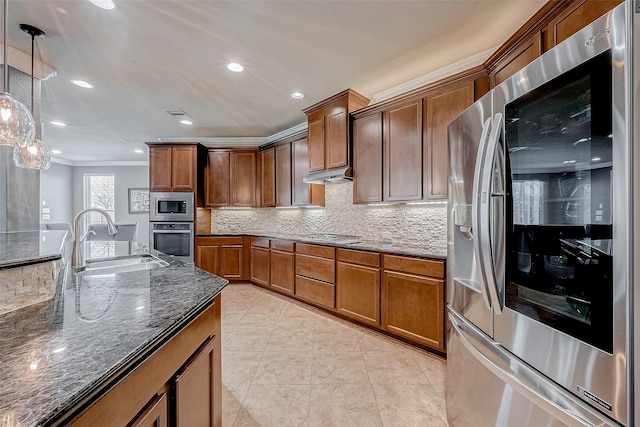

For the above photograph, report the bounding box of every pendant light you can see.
[0,0,35,146]
[13,23,49,170]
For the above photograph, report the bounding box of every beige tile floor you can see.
[221,283,449,427]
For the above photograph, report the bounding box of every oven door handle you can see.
[152,230,192,234]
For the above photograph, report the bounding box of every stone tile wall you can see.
[210,182,447,251]
[0,259,62,315]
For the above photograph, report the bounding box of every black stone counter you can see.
[0,230,68,269]
[197,232,446,259]
[0,248,228,426]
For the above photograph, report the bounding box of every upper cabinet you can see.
[488,32,542,87]
[206,149,258,208]
[292,136,324,206]
[148,144,199,192]
[275,142,292,207]
[352,78,477,204]
[260,147,275,207]
[302,89,369,173]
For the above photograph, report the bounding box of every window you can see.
[83,173,115,259]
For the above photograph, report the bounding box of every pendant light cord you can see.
[3,0,8,93]
[30,31,33,113]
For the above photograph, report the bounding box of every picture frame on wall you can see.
[128,188,150,214]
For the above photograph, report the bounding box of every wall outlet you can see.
[380,231,392,241]
[42,207,50,214]
[42,214,50,220]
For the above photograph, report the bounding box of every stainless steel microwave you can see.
[149,192,194,222]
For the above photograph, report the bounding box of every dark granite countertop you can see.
[0,230,68,269]
[197,232,446,259]
[0,246,228,426]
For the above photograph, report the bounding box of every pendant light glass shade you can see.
[0,91,35,146]
[13,137,50,169]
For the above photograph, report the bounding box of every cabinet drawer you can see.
[196,236,243,245]
[251,237,270,248]
[271,240,294,252]
[336,248,380,267]
[383,254,444,279]
[296,243,335,259]
[296,253,335,283]
[295,275,335,309]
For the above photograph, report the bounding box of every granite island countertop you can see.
[197,231,447,259]
[0,245,228,426]
[0,230,68,269]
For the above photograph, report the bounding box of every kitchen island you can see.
[0,242,228,426]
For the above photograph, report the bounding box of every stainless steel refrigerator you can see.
[446,2,638,426]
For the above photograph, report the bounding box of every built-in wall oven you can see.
[149,192,195,262]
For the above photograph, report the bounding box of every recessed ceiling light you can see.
[592,157,602,161]
[72,80,93,89]
[134,149,144,154]
[227,63,244,72]
[291,92,304,99]
[51,149,62,154]
[180,119,193,125]
[88,0,115,10]
[50,121,66,127]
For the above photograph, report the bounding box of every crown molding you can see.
[50,157,148,167]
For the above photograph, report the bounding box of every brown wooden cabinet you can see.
[336,249,381,327]
[250,237,270,287]
[149,144,198,192]
[381,254,445,351]
[70,296,222,427]
[260,147,276,207]
[295,244,336,309]
[270,240,295,295]
[352,112,383,204]
[292,136,325,207]
[302,89,369,173]
[489,32,542,87]
[206,150,258,207]
[384,99,423,202]
[275,143,292,206]
[423,81,474,200]
[196,236,247,280]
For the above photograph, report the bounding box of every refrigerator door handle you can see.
[471,116,494,310]
[477,112,504,313]
[449,310,608,427]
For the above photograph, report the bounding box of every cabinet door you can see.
[325,104,348,169]
[270,250,295,295]
[384,100,423,201]
[230,151,257,207]
[489,32,542,87]
[175,338,219,427]
[381,270,444,350]
[206,151,230,207]
[275,143,292,206]
[260,148,276,207]
[292,137,310,206]
[337,262,380,327]
[130,394,168,427]
[353,112,383,204]
[172,146,196,191]
[149,147,173,191]
[196,245,219,275]
[307,111,325,171]
[219,245,243,280]
[250,246,270,287]
[545,0,623,49]
[423,82,474,200]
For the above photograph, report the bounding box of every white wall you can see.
[210,182,447,253]
[40,162,73,225]
[71,166,150,245]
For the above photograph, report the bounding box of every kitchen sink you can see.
[75,254,169,276]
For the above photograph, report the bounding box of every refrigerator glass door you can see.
[492,5,628,424]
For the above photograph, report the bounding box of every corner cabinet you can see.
[148,144,200,192]
[302,89,369,173]
[205,150,259,208]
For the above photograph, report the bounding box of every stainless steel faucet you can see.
[72,208,118,267]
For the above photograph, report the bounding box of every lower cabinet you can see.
[196,236,248,280]
[295,244,336,309]
[270,240,295,295]
[336,249,381,327]
[381,254,445,351]
[71,295,222,427]
[250,238,270,287]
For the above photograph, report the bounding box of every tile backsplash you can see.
[210,182,447,250]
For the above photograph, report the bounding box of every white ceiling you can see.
[7,0,547,164]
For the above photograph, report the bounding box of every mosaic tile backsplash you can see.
[210,182,447,251]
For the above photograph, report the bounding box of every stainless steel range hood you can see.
[303,166,352,184]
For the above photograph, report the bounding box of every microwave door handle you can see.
[471,116,494,310]
[478,112,504,313]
